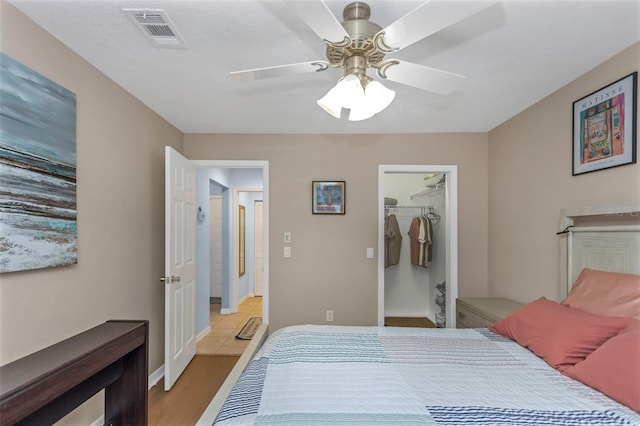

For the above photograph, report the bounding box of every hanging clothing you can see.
[384,214,402,268]
[421,215,433,265]
[408,215,433,268]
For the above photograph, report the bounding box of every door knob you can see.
[160,275,181,283]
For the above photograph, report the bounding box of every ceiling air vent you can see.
[123,8,187,48]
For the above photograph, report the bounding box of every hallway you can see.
[196,297,262,356]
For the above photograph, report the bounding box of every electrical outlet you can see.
[284,246,291,258]
[326,310,334,322]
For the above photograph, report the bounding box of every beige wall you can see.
[0,3,182,422]
[4,1,636,421]
[184,133,489,331]
[488,42,640,304]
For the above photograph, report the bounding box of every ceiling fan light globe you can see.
[335,74,364,109]
[347,95,377,121]
[364,81,395,115]
[347,105,376,121]
[317,86,343,118]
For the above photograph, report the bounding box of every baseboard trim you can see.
[238,293,254,306]
[148,364,164,389]
[220,308,232,315]
[197,326,211,342]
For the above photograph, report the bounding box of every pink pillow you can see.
[562,268,640,319]
[489,297,632,371]
[564,320,640,413]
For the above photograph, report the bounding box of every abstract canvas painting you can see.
[0,53,77,273]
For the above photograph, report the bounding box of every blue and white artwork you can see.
[0,53,77,273]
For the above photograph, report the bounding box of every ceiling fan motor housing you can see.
[326,2,385,71]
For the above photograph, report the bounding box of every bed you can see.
[199,203,640,425]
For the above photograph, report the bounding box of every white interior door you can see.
[164,146,196,390]
[209,196,223,299]
[254,200,264,296]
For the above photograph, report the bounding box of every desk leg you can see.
[104,322,148,426]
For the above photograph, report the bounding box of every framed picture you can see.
[0,53,77,273]
[239,205,245,277]
[312,181,345,214]
[572,72,637,175]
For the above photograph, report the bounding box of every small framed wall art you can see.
[312,181,345,215]
[572,72,637,175]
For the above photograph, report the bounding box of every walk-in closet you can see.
[383,172,448,327]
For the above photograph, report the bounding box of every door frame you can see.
[209,195,223,300]
[193,160,269,325]
[378,165,458,328]
[254,200,264,296]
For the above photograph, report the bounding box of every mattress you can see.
[213,325,640,425]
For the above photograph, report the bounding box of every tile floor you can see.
[196,296,262,356]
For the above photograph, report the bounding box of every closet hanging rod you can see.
[384,205,436,209]
[385,205,440,222]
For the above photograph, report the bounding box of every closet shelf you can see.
[410,182,445,200]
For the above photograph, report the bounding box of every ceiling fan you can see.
[230,0,495,121]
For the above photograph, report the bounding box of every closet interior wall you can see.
[383,173,447,324]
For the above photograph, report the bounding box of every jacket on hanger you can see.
[384,214,402,268]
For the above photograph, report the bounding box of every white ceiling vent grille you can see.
[123,8,187,48]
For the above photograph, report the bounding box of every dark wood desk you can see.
[0,320,148,425]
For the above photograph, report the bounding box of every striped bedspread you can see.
[214,325,640,425]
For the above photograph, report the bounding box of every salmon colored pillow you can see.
[489,297,632,371]
[564,320,640,413]
[562,268,640,319]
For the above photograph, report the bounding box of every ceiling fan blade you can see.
[378,0,496,52]
[379,60,465,95]
[283,0,350,44]
[230,61,330,81]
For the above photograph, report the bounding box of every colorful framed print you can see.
[572,72,637,175]
[312,181,345,215]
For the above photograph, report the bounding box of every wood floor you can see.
[148,355,238,425]
[149,297,262,424]
[385,316,437,328]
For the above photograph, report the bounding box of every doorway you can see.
[165,151,269,388]
[193,160,269,334]
[378,165,458,328]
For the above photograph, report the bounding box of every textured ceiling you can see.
[9,0,640,134]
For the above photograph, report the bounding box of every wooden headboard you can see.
[559,203,640,299]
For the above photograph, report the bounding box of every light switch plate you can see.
[284,232,291,243]
[284,246,291,258]
[366,247,374,258]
